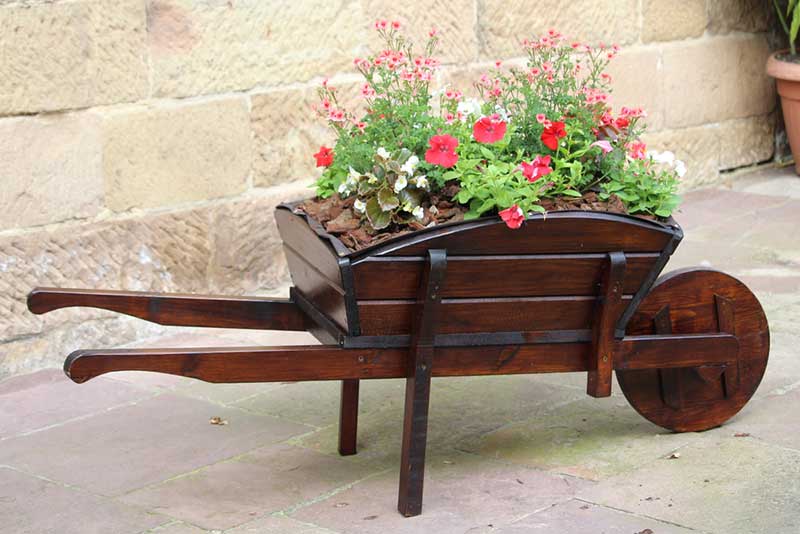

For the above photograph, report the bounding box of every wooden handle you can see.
[28,287,310,331]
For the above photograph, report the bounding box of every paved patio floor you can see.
[2,166,800,533]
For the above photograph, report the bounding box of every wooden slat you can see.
[27,287,309,331]
[283,246,348,332]
[352,213,675,257]
[64,333,737,384]
[351,254,658,299]
[587,252,626,398]
[275,208,343,283]
[357,296,633,336]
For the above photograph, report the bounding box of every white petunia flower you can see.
[376,147,391,159]
[412,206,424,219]
[400,155,420,175]
[338,182,351,196]
[414,175,429,189]
[457,98,482,119]
[650,150,676,165]
[348,166,361,180]
[674,160,687,178]
[367,175,378,184]
[353,199,366,212]
[429,205,439,215]
[394,175,408,193]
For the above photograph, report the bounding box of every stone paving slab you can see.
[578,433,800,534]
[121,443,378,531]
[0,466,166,534]
[290,451,589,534]
[0,368,152,439]
[460,397,696,481]
[226,515,338,533]
[0,393,311,496]
[487,499,696,533]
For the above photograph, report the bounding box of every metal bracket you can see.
[587,252,627,398]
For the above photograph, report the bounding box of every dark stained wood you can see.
[283,247,349,332]
[351,253,658,299]
[275,208,344,282]
[398,249,447,517]
[63,332,738,384]
[715,294,740,397]
[653,306,683,410]
[587,252,626,398]
[356,212,676,257]
[338,379,359,456]
[357,296,632,336]
[27,287,310,331]
[617,268,769,432]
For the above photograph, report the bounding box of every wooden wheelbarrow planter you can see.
[28,203,770,517]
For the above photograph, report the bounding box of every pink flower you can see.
[591,140,613,154]
[428,28,438,37]
[361,83,376,97]
[535,113,547,124]
[520,155,553,182]
[541,121,567,151]
[627,141,647,160]
[391,20,401,29]
[473,116,507,144]
[499,205,525,229]
[313,146,334,167]
[425,134,459,168]
[356,122,367,133]
[374,19,388,30]
[328,109,345,122]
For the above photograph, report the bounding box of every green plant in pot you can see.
[768,0,800,173]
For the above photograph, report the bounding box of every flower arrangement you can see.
[307,21,682,247]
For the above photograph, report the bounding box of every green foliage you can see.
[775,0,800,56]
[341,148,429,231]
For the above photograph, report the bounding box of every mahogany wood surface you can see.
[63,333,738,384]
[27,288,309,331]
[357,296,633,336]
[338,380,359,456]
[351,253,658,300]
[587,252,626,398]
[398,249,447,517]
[617,268,769,432]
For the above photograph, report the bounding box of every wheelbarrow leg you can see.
[338,379,360,455]
[398,249,447,517]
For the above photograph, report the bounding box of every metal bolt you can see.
[358,355,365,363]
[602,355,609,362]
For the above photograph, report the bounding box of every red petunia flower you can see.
[499,205,525,229]
[520,155,553,182]
[473,115,507,144]
[425,134,459,168]
[313,145,334,167]
[541,121,567,151]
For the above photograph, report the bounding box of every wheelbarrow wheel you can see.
[617,268,769,432]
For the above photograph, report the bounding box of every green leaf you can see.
[562,189,582,197]
[377,188,400,210]
[791,5,800,45]
[479,146,496,160]
[366,197,391,230]
[654,208,671,217]
[442,170,460,181]
[398,187,423,207]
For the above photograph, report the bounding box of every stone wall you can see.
[0,0,777,378]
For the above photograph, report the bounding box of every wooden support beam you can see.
[715,294,740,397]
[398,249,447,518]
[587,252,626,398]
[338,379,359,456]
[653,305,683,409]
[28,287,310,331]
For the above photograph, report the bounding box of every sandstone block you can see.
[480,0,639,59]
[606,47,664,131]
[208,181,312,295]
[642,0,706,43]
[0,0,147,115]
[719,114,775,170]
[708,0,771,34]
[0,209,211,342]
[102,97,250,212]
[148,0,365,98]
[0,113,103,231]
[662,35,774,129]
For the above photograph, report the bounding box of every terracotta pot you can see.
[767,51,800,173]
